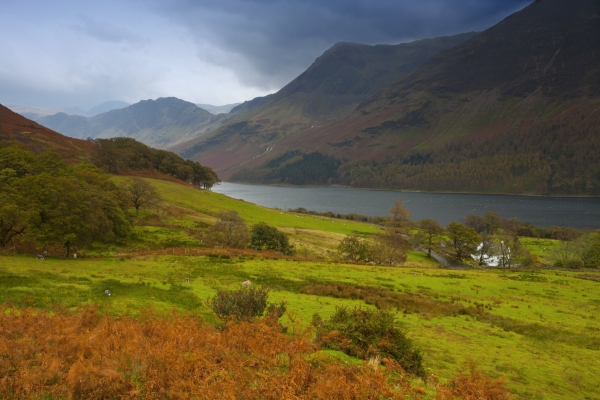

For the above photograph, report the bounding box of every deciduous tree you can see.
[388,200,411,229]
[122,177,160,216]
[209,211,250,248]
[447,222,481,261]
[415,218,443,258]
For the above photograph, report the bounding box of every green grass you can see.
[1,254,599,399]
[4,177,599,399]
[520,237,560,265]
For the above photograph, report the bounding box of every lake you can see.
[213,183,600,229]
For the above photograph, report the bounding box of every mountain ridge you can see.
[173,32,478,173]
[34,97,229,149]
[215,0,600,195]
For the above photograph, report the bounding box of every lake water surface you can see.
[213,183,600,229]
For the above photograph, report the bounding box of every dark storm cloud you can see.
[154,0,531,89]
[72,14,147,48]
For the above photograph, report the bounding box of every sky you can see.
[0,0,531,110]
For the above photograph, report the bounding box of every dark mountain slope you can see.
[229,0,600,195]
[0,104,94,163]
[175,33,477,174]
[35,97,228,149]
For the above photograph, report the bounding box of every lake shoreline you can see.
[224,181,600,199]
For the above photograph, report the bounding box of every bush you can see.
[250,222,294,255]
[313,307,425,378]
[207,286,286,322]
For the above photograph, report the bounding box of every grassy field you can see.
[1,253,599,399]
[104,177,381,259]
[2,178,599,399]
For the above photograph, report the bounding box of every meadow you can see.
[1,178,599,399]
[1,253,599,399]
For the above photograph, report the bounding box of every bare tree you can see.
[209,211,250,248]
[122,178,160,216]
[388,200,411,230]
[369,231,408,266]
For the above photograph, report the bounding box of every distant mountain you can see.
[196,103,241,115]
[63,107,88,116]
[186,0,600,195]
[0,104,94,163]
[175,32,477,176]
[88,101,130,117]
[35,97,228,149]
[10,101,130,119]
[8,105,67,120]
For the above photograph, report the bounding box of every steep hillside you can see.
[0,104,94,162]
[229,0,600,195]
[35,97,228,149]
[174,33,477,174]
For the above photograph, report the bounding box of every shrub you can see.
[207,286,286,322]
[250,222,294,255]
[314,307,425,378]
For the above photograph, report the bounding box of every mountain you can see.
[88,101,130,117]
[196,103,241,115]
[8,105,67,120]
[190,0,600,195]
[35,97,228,149]
[0,104,94,162]
[174,33,477,174]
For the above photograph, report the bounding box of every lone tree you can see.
[388,200,411,229]
[447,222,481,261]
[209,211,250,248]
[122,177,160,216]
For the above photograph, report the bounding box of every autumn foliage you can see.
[0,306,511,399]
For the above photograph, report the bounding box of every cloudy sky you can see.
[1,0,530,110]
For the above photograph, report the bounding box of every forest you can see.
[89,137,220,189]
[340,123,600,195]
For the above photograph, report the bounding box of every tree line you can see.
[231,122,600,195]
[333,201,600,269]
[340,123,600,195]
[89,137,220,189]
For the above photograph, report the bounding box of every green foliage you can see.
[314,307,425,378]
[0,145,130,253]
[207,286,286,322]
[415,218,444,257]
[250,222,294,255]
[337,123,600,195]
[337,236,370,262]
[89,137,219,189]
[446,222,481,261]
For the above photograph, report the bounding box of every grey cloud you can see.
[72,15,148,48]
[153,0,531,90]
